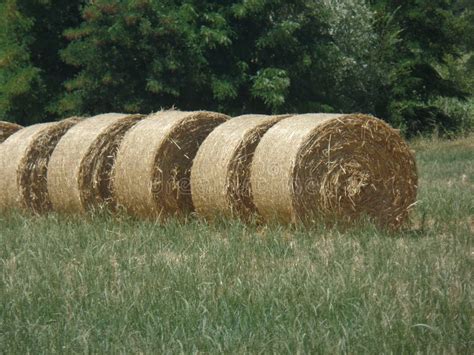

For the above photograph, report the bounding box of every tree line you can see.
[1,0,473,136]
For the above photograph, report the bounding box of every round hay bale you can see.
[113,110,229,219]
[0,121,23,143]
[250,114,418,229]
[47,113,143,214]
[191,114,290,220]
[0,117,81,213]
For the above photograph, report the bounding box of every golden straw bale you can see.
[0,121,23,143]
[250,114,418,229]
[47,113,142,213]
[191,114,290,220]
[113,110,229,219]
[0,118,81,213]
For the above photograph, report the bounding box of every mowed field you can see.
[1,135,472,353]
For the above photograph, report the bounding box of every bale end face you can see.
[251,113,418,229]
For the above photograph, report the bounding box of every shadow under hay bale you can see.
[47,113,143,214]
[250,114,418,229]
[0,121,23,143]
[191,114,290,221]
[113,110,229,220]
[0,118,81,214]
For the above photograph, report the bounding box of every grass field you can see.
[1,135,473,353]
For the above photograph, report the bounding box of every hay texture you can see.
[191,114,289,220]
[0,118,81,213]
[113,110,229,219]
[47,113,142,214]
[250,114,418,229]
[0,121,23,143]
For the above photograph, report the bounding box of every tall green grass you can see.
[1,136,472,353]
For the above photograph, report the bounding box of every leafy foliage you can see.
[368,0,469,134]
[251,68,290,111]
[0,0,472,135]
[0,0,84,125]
[57,0,336,116]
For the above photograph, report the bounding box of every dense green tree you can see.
[368,0,469,134]
[58,0,217,115]
[0,0,472,134]
[58,0,339,116]
[0,0,84,125]
[320,0,383,114]
[446,0,474,94]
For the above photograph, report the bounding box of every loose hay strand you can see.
[0,121,23,143]
[191,114,289,220]
[113,110,229,219]
[47,113,143,214]
[250,114,418,229]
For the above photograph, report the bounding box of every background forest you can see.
[1,0,473,136]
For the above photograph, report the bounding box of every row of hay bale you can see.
[0,111,417,229]
[192,113,418,229]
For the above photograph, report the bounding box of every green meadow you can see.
[1,135,472,353]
